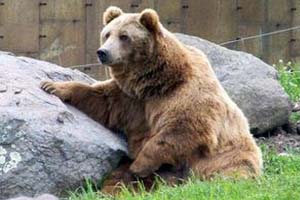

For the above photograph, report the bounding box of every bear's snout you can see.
[97,49,111,64]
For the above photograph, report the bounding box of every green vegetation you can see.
[275,61,300,124]
[290,112,300,123]
[275,61,300,102]
[69,146,300,200]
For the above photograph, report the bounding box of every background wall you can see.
[0,0,300,80]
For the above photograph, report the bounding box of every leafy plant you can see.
[290,112,300,123]
[274,60,300,102]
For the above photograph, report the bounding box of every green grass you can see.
[68,146,300,200]
[275,61,300,124]
[290,112,300,123]
[275,61,300,102]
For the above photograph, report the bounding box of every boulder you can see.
[176,33,292,135]
[0,52,127,199]
[7,194,59,200]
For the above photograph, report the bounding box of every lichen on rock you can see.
[0,146,22,175]
[2,151,22,174]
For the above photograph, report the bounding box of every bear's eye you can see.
[105,32,110,39]
[119,34,129,42]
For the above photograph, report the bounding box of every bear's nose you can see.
[97,49,110,64]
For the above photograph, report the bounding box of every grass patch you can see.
[69,147,300,200]
[290,112,300,123]
[275,61,300,102]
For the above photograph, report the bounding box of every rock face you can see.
[176,33,292,135]
[8,194,59,200]
[0,52,127,199]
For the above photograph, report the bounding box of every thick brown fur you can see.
[103,6,123,25]
[41,7,262,194]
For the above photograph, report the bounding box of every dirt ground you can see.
[257,126,300,154]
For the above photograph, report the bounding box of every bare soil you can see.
[257,127,300,153]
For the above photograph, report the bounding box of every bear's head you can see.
[97,6,163,67]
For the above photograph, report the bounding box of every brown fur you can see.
[103,6,123,25]
[41,7,262,194]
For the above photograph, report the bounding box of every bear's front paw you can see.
[40,81,72,102]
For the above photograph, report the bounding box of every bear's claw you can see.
[40,81,55,93]
[40,81,71,101]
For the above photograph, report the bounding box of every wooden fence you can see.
[0,0,300,80]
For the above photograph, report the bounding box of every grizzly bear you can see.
[41,6,262,193]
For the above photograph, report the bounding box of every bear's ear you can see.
[139,9,160,34]
[103,6,123,25]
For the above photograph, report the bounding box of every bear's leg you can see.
[40,80,138,130]
[129,132,196,178]
[190,149,261,179]
[102,159,174,195]
[41,81,86,102]
[101,161,134,195]
[41,80,112,125]
[130,132,260,179]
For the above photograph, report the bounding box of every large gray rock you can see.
[8,194,59,200]
[0,52,127,199]
[176,33,292,135]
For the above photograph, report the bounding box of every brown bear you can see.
[41,6,262,193]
